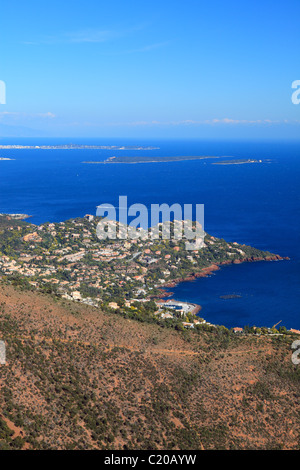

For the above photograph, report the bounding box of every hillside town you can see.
[0,214,291,332]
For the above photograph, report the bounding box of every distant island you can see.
[83,155,219,164]
[212,159,262,165]
[0,144,159,150]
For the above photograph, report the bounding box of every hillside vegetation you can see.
[0,283,299,450]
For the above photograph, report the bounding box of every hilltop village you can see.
[0,214,289,332]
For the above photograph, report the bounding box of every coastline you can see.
[0,145,159,150]
[153,254,290,327]
[162,254,288,290]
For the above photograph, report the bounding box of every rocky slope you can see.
[0,283,299,450]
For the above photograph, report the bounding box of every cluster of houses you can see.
[0,214,299,335]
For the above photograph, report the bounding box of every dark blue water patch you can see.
[166,258,300,330]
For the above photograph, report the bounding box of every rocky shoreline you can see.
[154,254,289,303]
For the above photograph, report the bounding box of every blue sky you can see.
[1,0,300,138]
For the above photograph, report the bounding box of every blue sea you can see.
[0,137,299,329]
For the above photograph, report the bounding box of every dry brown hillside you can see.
[0,283,299,450]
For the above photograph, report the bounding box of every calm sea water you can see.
[0,137,299,329]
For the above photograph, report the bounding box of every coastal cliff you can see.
[162,254,289,289]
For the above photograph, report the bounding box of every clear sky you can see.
[1,0,300,138]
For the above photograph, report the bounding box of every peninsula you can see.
[0,214,289,330]
[212,159,262,165]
